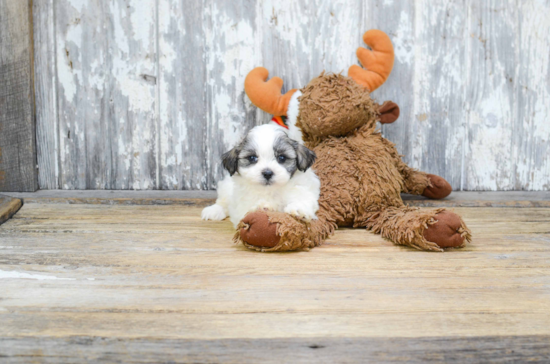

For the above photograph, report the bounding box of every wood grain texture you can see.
[0,0,37,192]
[1,336,549,363]
[33,0,59,189]
[3,190,550,208]
[158,0,207,190]
[515,1,550,190]
[54,0,158,189]
[0,194,22,225]
[0,203,549,360]
[463,0,517,190]
[32,1,550,190]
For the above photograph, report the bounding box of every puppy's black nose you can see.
[262,169,274,180]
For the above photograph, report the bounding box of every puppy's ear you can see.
[221,147,240,176]
[294,142,316,171]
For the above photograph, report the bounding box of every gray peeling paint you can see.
[34,0,550,190]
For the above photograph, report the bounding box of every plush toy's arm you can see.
[398,163,431,195]
[235,211,334,252]
[397,161,452,199]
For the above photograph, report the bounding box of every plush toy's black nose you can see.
[262,169,274,180]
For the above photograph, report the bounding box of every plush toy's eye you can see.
[277,155,287,163]
[247,155,258,163]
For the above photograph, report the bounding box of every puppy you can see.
[202,124,320,228]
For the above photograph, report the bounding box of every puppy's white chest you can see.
[228,182,288,226]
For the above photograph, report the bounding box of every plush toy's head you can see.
[244,30,397,144]
[297,73,377,141]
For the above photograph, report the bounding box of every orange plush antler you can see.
[244,67,297,116]
[348,30,394,92]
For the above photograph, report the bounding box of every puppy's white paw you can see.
[284,203,317,221]
[254,200,276,212]
[201,204,227,221]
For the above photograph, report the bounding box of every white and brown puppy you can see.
[202,124,320,228]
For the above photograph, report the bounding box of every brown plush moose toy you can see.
[235,29,471,252]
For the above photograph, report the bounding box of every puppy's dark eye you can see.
[277,155,287,163]
[247,155,258,163]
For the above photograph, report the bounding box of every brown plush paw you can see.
[239,211,280,248]
[423,174,452,199]
[423,211,466,248]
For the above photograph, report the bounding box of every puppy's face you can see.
[222,124,316,186]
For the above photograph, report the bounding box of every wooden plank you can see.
[2,190,217,207]
[33,0,59,189]
[0,203,549,361]
[54,0,102,189]
[106,0,158,190]
[463,0,519,190]
[3,190,550,207]
[0,194,22,225]
[0,0,37,192]
[514,1,550,190]
[0,335,549,363]
[6,204,550,236]
[55,0,158,189]
[158,0,208,190]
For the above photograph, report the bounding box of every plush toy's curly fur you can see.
[235,211,332,252]
[298,73,378,142]
[234,73,472,252]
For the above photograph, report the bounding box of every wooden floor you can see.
[1,200,550,362]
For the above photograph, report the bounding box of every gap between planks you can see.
[2,190,550,207]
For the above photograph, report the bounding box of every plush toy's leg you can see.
[422,174,453,199]
[234,211,335,252]
[399,164,452,199]
[367,206,471,252]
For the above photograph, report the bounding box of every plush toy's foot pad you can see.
[423,174,452,199]
[239,211,280,248]
[236,211,331,252]
[424,211,471,249]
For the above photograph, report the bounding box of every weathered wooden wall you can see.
[0,0,37,192]
[33,0,550,190]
